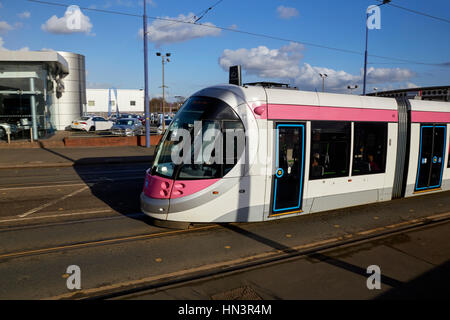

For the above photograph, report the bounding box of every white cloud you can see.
[219,44,415,92]
[219,42,304,78]
[365,67,415,83]
[0,36,29,51]
[406,82,418,89]
[277,6,299,19]
[18,11,31,19]
[0,21,13,34]
[41,6,93,35]
[140,13,220,45]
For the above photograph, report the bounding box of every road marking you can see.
[42,210,450,300]
[0,183,86,191]
[18,186,90,218]
[0,209,113,224]
[0,176,143,192]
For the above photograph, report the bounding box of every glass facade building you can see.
[0,51,85,141]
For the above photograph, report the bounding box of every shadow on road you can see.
[40,147,157,226]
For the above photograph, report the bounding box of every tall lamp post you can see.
[363,0,391,95]
[156,52,170,132]
[319,73,328,92]
[142,0,150,148]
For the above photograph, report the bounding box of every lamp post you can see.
[143,0,150,147]
[319,73,328,92]
[156,52,170,132]
[373,87,378,96]
[363,0,391,95]
[348,85,358,94]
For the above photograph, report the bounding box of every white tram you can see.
[141,84,450,223]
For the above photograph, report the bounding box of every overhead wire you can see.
[26,0,449,67]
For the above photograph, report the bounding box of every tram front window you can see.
[151,96,245,180]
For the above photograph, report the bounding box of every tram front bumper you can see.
[140,192,169,219]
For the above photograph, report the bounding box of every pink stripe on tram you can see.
[267,104,398,122]
[411,111,450,123]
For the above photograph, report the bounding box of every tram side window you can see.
[352,122,388,175]
[310,121,351,180]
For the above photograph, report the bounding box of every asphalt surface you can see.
[0,163,449,299]
[0,146,155,169]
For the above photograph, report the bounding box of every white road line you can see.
[0,183,86,191]
[0,209,114,224]
[0,176,144,191]
[18,186,90,218]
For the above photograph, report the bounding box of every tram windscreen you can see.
[151,96,245,180]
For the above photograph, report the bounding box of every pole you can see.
[322,77,325,93]
[143,0,150,148]
[30,77,38,141]
[162,57,165,132]
[363,12,368,96]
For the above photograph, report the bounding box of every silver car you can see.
[111,118,144,136]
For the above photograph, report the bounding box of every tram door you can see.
[415,125,447,191]
[271,123,305,216]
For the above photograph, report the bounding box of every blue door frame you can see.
[272,123,305,215]
[415,125,447,191]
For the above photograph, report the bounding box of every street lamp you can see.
[373,87,378,96]
[156,52,171,132]
[348,85,358,94]
[319,73,328,92]
[363,0,391,95]
[143,0,150,147]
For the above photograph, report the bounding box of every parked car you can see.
[71,116,114,132]
[0,122,18,140]
[119,113,139,119]
[157,118,173,135]
[111,118,144,136]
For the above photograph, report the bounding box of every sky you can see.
[0,0,449,99]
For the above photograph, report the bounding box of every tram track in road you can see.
[0,223,217,261]
[45,211,450,300]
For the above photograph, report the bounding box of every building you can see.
[367,85,449,102]
[0,50,86,140]
[86,89,145,117]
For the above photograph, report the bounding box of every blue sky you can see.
[1,0,449,98]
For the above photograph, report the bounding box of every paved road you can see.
[127,220,450,300]
[0,164,449,299]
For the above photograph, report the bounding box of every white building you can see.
[86,89,145,116]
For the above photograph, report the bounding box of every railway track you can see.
[40,211,450,300]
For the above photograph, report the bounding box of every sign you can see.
[229,65,242,86]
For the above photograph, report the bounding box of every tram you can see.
[141,83,450,223]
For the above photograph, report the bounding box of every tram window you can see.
[152,96,245,180]
[178,121,222,179]
[352,122,388,175]
[223,120,245,175]
[310,121,351,180]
